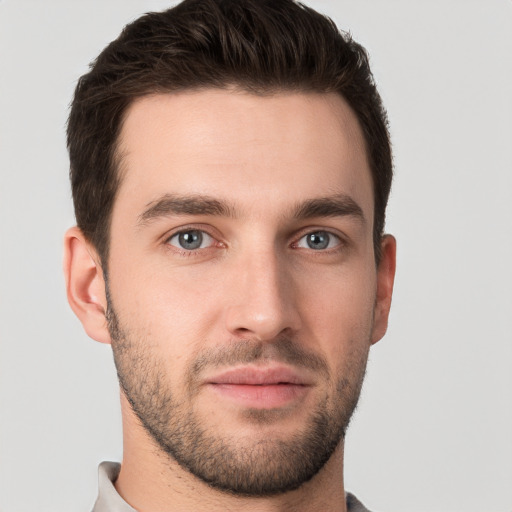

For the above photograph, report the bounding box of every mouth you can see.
[204,365,312,409]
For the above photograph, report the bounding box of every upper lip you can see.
[204,365,313,386]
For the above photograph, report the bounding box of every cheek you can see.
[109,260,226,357]
[298,263,377,360]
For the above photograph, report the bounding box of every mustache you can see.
[189,338,329,379]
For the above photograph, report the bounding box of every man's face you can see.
[105,90,389,495]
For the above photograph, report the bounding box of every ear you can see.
[63,226,111,344]
[371,234,397,344]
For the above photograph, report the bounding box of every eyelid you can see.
[163,223,218,241]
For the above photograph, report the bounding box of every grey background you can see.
[0,1,511,511]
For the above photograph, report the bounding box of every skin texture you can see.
[64,90,396,512]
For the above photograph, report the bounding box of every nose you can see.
[224,248,302,341]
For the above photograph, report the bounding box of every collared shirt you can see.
[92,461,372,512]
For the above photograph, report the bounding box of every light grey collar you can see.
[92,462,136,512]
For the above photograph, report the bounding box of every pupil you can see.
[179,230,202,249]
[307,232,329,250]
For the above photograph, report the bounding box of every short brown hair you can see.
[67,0,392,265]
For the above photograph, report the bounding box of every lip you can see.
[206,365,313,386]
[204,365,312,409]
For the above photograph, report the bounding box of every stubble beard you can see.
[106,297,369,497]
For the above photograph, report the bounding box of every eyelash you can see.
[163,226,346,256]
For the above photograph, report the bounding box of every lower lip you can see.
[206,383,309,409]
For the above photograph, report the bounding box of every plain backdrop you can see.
[0,1,511,511]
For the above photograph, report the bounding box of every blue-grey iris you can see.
[307,231,330,250]
[179,230,203,250]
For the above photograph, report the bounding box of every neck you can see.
[116,394,348,512]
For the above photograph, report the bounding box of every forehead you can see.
[115,89,373,222]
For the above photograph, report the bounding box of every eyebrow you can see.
[137,194,237,226]
[293,194,366,224]
[137,192,365,227]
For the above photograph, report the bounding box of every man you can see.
[63,0,396,510]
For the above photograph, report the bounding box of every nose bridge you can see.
[224,241,300,340]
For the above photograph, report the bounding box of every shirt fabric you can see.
[92,461,372,512]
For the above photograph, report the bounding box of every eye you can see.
[296,231,341,250]
[167,229,214,251]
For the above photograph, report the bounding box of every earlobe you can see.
[63,227,112,344]
[371,234,397,344]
